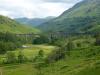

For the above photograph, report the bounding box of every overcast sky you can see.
[0,0,82,18]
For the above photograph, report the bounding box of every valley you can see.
[0,0,100,75]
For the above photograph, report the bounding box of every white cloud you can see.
[0,0,82,18]
[42,0,82,3]
[0,10,11,16]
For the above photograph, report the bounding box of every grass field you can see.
[0,45,100,75]
[13,44,57,58]
[1,56,100,75]
[1,63,36,75]
[0,44,57,75]
[0,44,57,64]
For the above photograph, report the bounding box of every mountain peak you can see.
[15,16,55,27]
[0,15,40,33]
[39,0,100,33]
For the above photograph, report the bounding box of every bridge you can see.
[15,33,40,37]
[15,32,100,39]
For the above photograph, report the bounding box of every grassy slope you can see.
[58,0,100,20]
[1,45,100,75]
[0,15,40,34]
[38,46,100,75]
[0,37,100,75]
[39,0,100,33]
[0,45,57,75]
[15,17,54,27]
[2,64,36,75]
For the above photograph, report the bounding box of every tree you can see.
[6,52,16,63]
[33,35,49,44]
[0,41,7,54]
[0,32,22,54]
[46,47,66,63]
[67,41,74,51]
[33,50,44,62]
[18,51,25,63]
[38,50,44,57]
[66,40,75,56]
[95,34,100,46]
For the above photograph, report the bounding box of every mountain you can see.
[39,0,100,33]
[0,15,40,34]
[15,16,54,27]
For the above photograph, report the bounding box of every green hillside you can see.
[1,36,100,75]
[15,16,54,27]
[39,0,100,33]
[0,0,100,75]
[0,15,40,34]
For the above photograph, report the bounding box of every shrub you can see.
[6,52,16,63]
[18,51,26,63]
[46,47,66,63]
[33,50,44,62]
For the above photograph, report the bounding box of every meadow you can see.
[1,44,100,75]
[0,44,57,64]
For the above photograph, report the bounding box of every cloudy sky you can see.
[0,0,82,18]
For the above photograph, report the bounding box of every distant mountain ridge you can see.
[38,0,100,33]
[0,15,40,34]
[15,16,55,27]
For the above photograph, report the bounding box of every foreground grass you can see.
[1,56,100,75]
[1,46,100,75]
[2,63,36,75]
